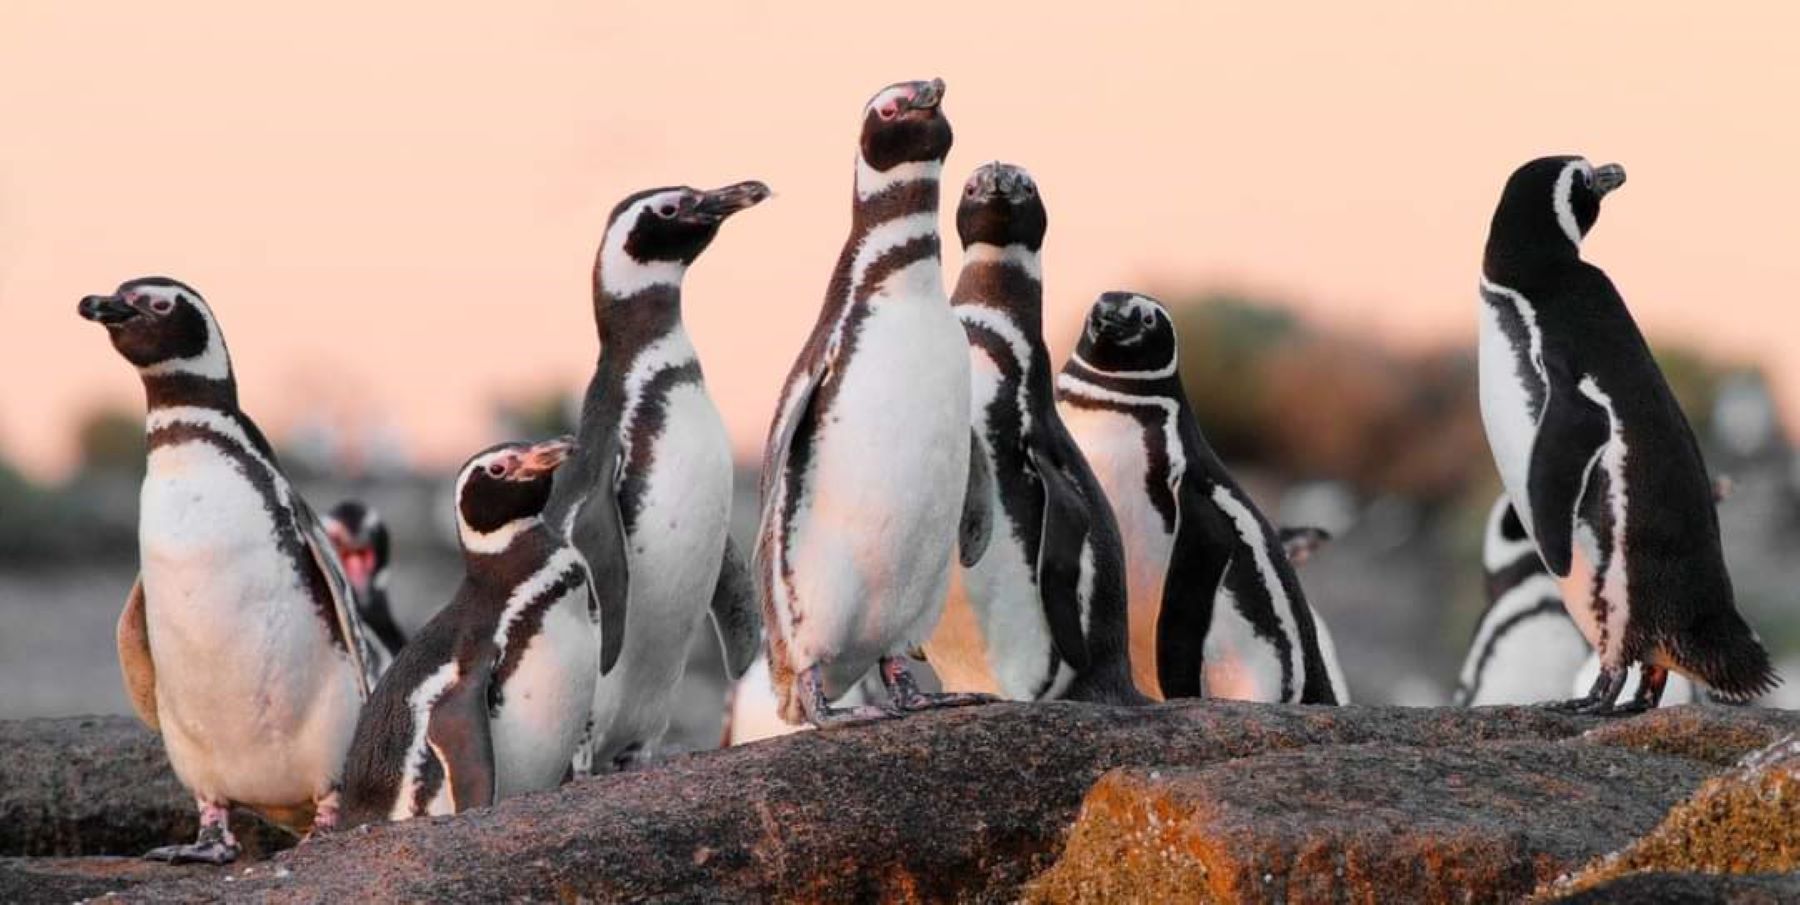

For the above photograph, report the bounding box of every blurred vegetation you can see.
[495,386,578,440]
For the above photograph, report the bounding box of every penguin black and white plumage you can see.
[1056,292,1347,704]
[341,438,597,823]
[545,181,769,772]
[324,500,407,666]
[1455,495,1696,706]
[923,161,1142,705]
[1477,155,1776,712]
[756,78,993,725]
[78,277,377,864]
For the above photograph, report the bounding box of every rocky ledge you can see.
[3,703,1797,903]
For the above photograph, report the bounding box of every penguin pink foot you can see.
[798,666,894,727]
[302,787,341,841]
[145,799,239,865]
[879,656,998,712]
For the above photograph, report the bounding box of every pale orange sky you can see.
[3,2,1797,481]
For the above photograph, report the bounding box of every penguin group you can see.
[78,79,1777,859]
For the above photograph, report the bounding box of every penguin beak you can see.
[691,181,772,222]
[906,78,946,111]
[1089,308,1134,341]
[518,437,575,478]
[1592,163,1626,198]
[340,546,377,597]
[78,293,139,326]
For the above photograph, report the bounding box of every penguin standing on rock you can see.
[341,438,596,823]
[1056,292,1347,704]
[756,78,994,725]
[78,277,376,863]
[323,500,408,665]
[1477,156,1776,712]
[924,161,1143,705]
[547,180,769,771]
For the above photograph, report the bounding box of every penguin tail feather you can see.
[1668,609,1780,703]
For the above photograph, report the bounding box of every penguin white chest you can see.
[1057,403,1173,602]
[786,295,971,680]
[490,575,598,797]
[1477,285,1545,528]
[139,439,359,807]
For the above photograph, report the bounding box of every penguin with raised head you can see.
[757,78,993,725]
[1056,292,1347,704]
[1456,494,1697,706]
[341,438,596,823]
[78,277,376,863]
[547,180,769,771]
[1477,156,1776,712]
[324,500,407,665]
[924,161,1142,705]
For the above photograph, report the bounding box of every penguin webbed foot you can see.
[799,665,896,727]
[1546,664,1631,716]
[145,814,239,865]
[1610,665,1669,715]
[878,656,999,712]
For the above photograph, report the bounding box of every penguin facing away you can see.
[756,78,995,725]
[1457,487,1726,706]
[1056,292,1347,704]
[925,161,1144,705]
[324,500,408,666]
[1477,155,1776,712]
[341,438,597,824]
[78,278,377,864]
[545,180,769,772]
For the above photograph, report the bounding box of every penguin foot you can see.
[799,665,897,728]
[306,788,342,838]
[144,839,240,865]
[1610,665,1669,715]
[878,656,999,712]
[1546,664,1630,716]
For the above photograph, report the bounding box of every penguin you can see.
[756,78,993,725]
[545,180,769,772]
[341,438,597,823]
[1055,292,1347,704]
[78,277,376,864]
[923,161,1142,705]
[323,500,408,665]
[1477,155,1776,712]
[1457,491,1717,707]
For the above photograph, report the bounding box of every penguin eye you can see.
[1141,312,1156,327]
[965,182,979,198]
[654,203,678,219]
[150,298,174,315]
[485,462,507,478]
[877,102,899,121]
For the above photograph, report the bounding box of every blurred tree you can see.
[494,386,578,440]
[74,407,145,477]
[1653,345,1727,447]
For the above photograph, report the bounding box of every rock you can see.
[1544,733,1800,899]
[1550,872,1800,904]
[103,702,1614,903]
[1023,741,1711,904]
[1578,705,1800,766]
[0,716,293,859]
[0,857,183,904]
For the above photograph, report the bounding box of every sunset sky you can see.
[3,2,1796,481]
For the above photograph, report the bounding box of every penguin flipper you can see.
[295,496,377,695]
[427,665,497,813]
[117,578,160,732]
[707,538,762,680]
[959,430,994,568]
[1028,446,1091,673]
[1156,489,1233,699]
[1527,362,1611,577]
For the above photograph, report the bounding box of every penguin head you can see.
[324,500,391,600]
[78,277,232,380]
[859,78,953,174]
[1487,156,1627,262]
[956,162,1046,251]
[453,437,575,553]
[1076,292,1179,375]
[595,182,772,299]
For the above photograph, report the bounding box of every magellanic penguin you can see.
[545,180,769,772]
[1456,490,1721,706]
[923,161,1143,705]
[341,438,597,824]
[78,278,377,864]
[324,500,407,667]
[1477,156,1776,712]
[1056,292,1348,704]
[756,78,993,725]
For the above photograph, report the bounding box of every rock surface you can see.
[2,703,1794,903]
[0,716,292,859]
[1549,872,1800,904]
[1545,732,1800,899]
